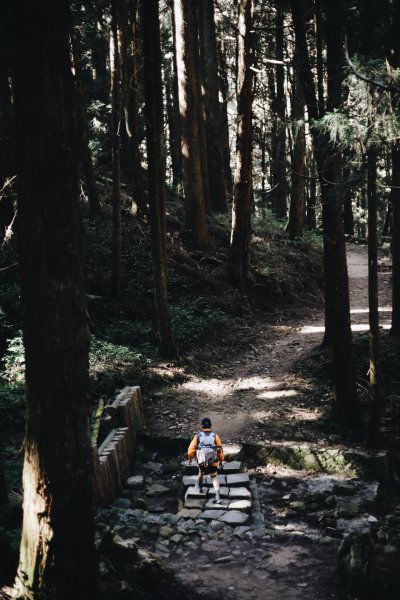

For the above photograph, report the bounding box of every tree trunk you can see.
[287,46,306,238]
[217,39,234,201]
[12,1,97,596]
[343,153,355,235]
[173,0,210,249]
[199,0,227,213]
[111,0,122,295]
[367,146,382,447]
[314,0,324,114]
[291,0,359,424]
[127,0,147,217]
[71,29,101,218]
[306,152,317,229]
[229,0,254,288]
[169,0,183,187]
[193,1,211,215]
[390,142,400,336]
[272,6,287,219]
[141,0,176,358]
[0,449,7,504]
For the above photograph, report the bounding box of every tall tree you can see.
[229,0,254,288]
[173,0,210,248]
[291,0,359,424]
[12,0,97,596]
[111,0,122,295]
[367,144,382,446]
[199,0,227,213]
[271,4,287,219]
[287,44,306,238]
[141,0,176,358]
[71,29,101,218]
[0,450,7,504]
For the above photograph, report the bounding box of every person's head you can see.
[201,417,212,429]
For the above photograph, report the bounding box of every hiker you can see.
[187,417,225,504]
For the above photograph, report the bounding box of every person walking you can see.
[187,417,225,504]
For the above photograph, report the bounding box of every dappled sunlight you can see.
[258,389,298,400]
[300,322,392,334]
[350,307,392,314]
[182,374,297,400]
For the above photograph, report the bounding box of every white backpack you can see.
[196,431,218,466]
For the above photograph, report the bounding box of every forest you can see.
[1,0,400,598]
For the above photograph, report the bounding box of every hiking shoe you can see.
[214,497,222,504]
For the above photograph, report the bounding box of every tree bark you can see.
[0,449,7,504]
[12,1,97,596]
[71,29,101,218]
[173,0,210,249]
[390,142,400,336]
[141,0,176,358]
[229,0,254,288]
[271,5,287,219]
[367,145,382,447]
[199,0,227,213]
[287,45,306,238]
[217,38,234,201]
[111,0,122,295]
[291,0,359,424]
[169,0,183,187]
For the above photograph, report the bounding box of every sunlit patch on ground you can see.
[300,322,391,334]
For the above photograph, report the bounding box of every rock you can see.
[170,534,183,544]
[226,473,250,487]
[146,484,170,497]
[159,526,174,538]
[184,497,207,510]
[134,498,147,510]
[334,482,357,496]
[202,542,218,552]
[384,544,397,555]
[177,508,202,519]
[335,499,360,517]
[214,555,234,563]
[229,487,251,499]
[233,526,250,539]
[222,461,242,473]
[200,510,227,520]
[210,520,225,532]
[143,461,163,474]
[228,499,252,513]
[219,510,249,525]
[289,501,306,511]
[184,541,199,551]
[114,498,131,509]
[126,475,144,489]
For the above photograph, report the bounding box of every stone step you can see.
[185,485,251,501]
[199,509,250,525]
[182,472,250,489]
[181,460,242,475]
[203,498,252,513]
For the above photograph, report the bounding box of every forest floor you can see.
[124,243,399,600]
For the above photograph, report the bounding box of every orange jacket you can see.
[187,429,224,465]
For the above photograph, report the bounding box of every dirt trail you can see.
[126,244,394,600]
[146,244,392,444]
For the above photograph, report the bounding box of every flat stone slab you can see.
[229,487,251,499]
[199,509,227,520]
[184,497,207,509]
[228,499,252,513]
[146,484,170,497]
[185,486,208,499]
[182,476,198,487]
[205,474,227,486]
[205,498,230,510]
[125,475,144,489]
[226,473,250,487]
[218,510,249,525]
[207,487,230,498]
[221,461,242,474]
[177,508,202,519]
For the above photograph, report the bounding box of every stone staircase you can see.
[178,450,253,525]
